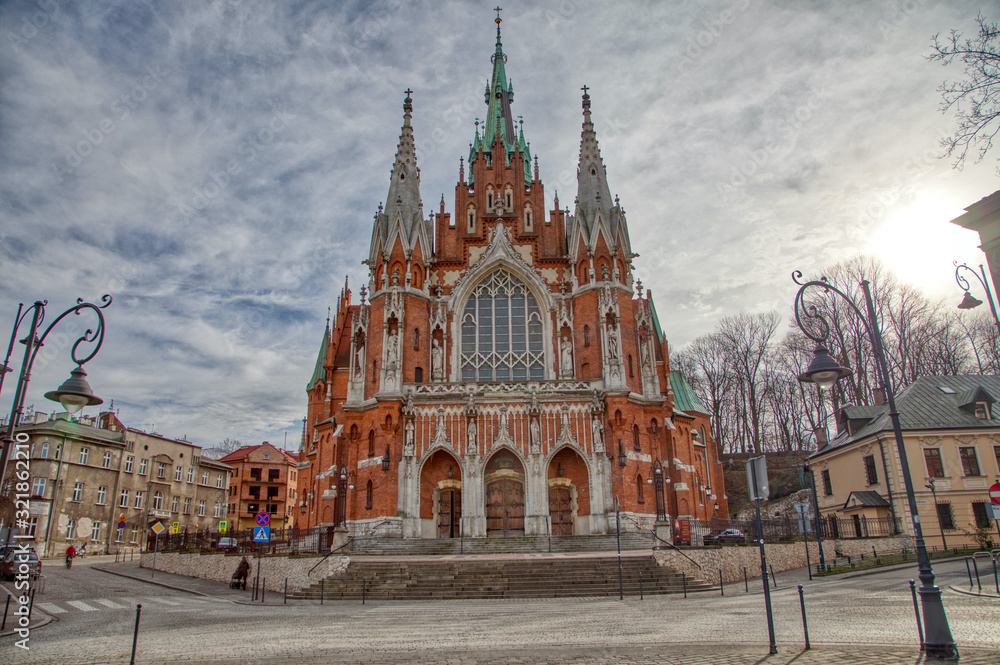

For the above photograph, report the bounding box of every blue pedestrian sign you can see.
[253,526,270,543]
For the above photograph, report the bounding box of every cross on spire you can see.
[404,88,413,97]
[581,85,589,95]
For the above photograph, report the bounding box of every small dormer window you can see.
[975,402,990,419]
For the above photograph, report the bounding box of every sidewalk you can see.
[91,559,286,605]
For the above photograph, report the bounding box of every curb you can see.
[91,564,289,605]
[948,584,1000,599]
[0,585,56,638]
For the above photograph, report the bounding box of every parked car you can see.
[1,547,41,580]
[217,537,238,549]
[706,528,746,545]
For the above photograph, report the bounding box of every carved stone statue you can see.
[530,417,541,454]
[386,330,398,367]
[467,420,478,455]
[354,343,365,379]
[404,420,415,457]
[560,335,573,375]
[592,416,605,453]
[640,337,650,370]
[431,339,443,380]
[606,324,619,360]
[391,268,400,286]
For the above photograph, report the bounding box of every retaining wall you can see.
[139,551,349,593]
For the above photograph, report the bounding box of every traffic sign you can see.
[255,511,270,527]
[151,522,165,535]
[989,482,1000,505]
[218,520,228,534]
[171,521,179,534]
[253,526,270,542]
[118,520,126,529]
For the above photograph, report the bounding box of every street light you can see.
[954,262,1000,334]
[0,296,112,487]
[792,272,957,659]
[925,476,946,551]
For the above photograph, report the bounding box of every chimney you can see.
[873,388,886,406]
[813,427,828,447]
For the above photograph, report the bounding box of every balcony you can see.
[147,509,170,520]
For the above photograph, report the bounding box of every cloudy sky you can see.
[1,0,997,450]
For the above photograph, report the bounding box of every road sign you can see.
[255,511,270,527]
[746,455,769,501]
[151,522,165,535]
[218,520,228,534]
[171,521,179,534]
[987,503,1000,520]
[989,482,1000,505]
[253,526,270,542]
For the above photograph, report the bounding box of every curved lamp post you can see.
[954,262,1000,335]
[792,272,956,659]
[0,296,112,488]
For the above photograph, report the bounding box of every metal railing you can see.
[150,526,335,555]
[678,515,901,545]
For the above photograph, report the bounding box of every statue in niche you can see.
[431,339,443,380]
[592,416,605,453]
[467,420,478,455]
[606,324,619,360]
[560,335,573,375]
[601,264,610,281]
[354,342,365,379]
[391,268,400,286]
[640,337,650,370]
[529,417,541,454]
[404,420,415,457]
[385,330,399,380]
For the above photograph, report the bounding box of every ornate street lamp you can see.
[382,444,391,471]
[617,439,627,468]
[652,460,666,522]
[0,297,111,486]
[925,476,946,552]
[792,272,957,659]
[954,262,1000,335]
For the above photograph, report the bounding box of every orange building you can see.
[297,17,725,541]
[219,442,298,533]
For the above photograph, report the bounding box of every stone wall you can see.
[139,552,349,593]
[654,535,914,584]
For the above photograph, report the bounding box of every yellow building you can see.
[810,375,1000,550]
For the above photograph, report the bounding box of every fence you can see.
[679,515,901,545]
[149,526,335,555]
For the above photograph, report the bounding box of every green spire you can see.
[308,321,329,388]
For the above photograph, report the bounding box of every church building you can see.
[296,14,726,541]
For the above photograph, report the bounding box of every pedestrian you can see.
[65,543,76,569]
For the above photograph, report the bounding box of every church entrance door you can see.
[438,488,462,538]
[486,478,524,537]
[549,486,572,535]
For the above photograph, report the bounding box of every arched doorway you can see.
[484,449,525,537]
[547,447,590,535]
[421,450,462,539]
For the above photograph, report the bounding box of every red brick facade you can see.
[219,443,298,532]
[296,20,726,539]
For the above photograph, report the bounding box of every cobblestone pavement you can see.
[0,556,996,664]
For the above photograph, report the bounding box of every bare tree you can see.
[218,437,247,454]
[717,311,780,455]
[929,13,1000,170]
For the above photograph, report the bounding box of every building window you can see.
[368,430,375,456]
[863,455,878,485]
[250,468,261,481]
[79,447,89,465]
[138,458,148,475]
[628,355,633,378]
[91,521,101,542]
[213,503,221,518]
[960,447,981,476]
[157,462,166,479]
[183,498,191,514]
[102,451,112,468]
[995,445,1000,473]
[175,466,183,482]
[636,475,645,503]
[24,517,37,537]
[821,470,832,496]
[936,503,955,530]
[216,474,224,488]
[134,491,144,509]
[39,442,49,458]
[187,468,194,483]
[171,496,179,513]
[415,366,423,383]
[247,503,258,515]
[924,449,944,478]
[119,489,129,507]
[31,478,46,497]
[67,520,76,540]
[266,503,277,514]
[201,471,209,485]
[972,501,991,527]
[54,444,61,460]
[152,491,163,510]
[632,424,640,451]
[129,527,139,544]
[124,456,134,473]
[72,482,84,502]
[96,486,107,505]
[975,402,990,419]
[366,480,373,509]
[460,270,544,382]
[198,500,206,517]
[413,328,419,349]
[584,325,590,347]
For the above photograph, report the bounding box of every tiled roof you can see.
[843,490,890,509]
[813,375,1000,459]
[670,371,709,415]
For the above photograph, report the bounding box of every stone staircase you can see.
[290,552,715,600]
[347,533,654,556]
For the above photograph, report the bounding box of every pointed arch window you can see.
[632,424,640,451]
[460,270,544,382]
[636,475,645,503]
[365,480,373,509]
[584,325,590,347]
[368,430,375,457]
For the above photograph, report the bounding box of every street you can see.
[0,555,997,664]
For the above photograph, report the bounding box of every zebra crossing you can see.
[35,594,228,615]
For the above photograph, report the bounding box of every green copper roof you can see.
[648,293,665,344]
[308,326,329,388]
[670,371,709,415]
